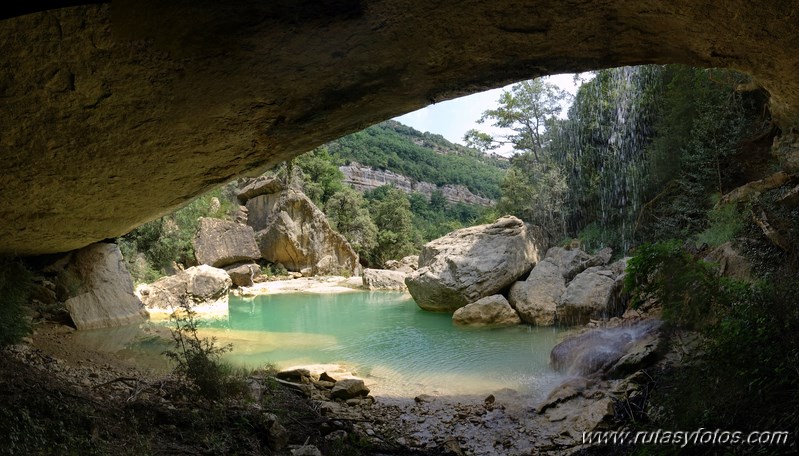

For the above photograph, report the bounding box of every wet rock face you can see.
[550,319,663,378]
[3,1,799,255]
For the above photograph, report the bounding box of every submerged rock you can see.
[405,216,540,312]
[550,319,663,377]
[59,242,148,330]
[452,294,521,327]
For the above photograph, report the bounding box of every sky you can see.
[394,73,586,156]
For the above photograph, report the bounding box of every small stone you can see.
[414,394,436,403]
[319,371,337,383]
[325,430,348,442]
[291,445,322,456]
[330,378,369,400]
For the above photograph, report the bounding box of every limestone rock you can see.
[362,268,407,291]
[2,3,799,255]
[384,255,419,273]
[138,265,231,310]
[193,218,260,268]
[557,266,619,325]
[236,175,284,204]
[60,243,148,330]
[406,216,540,312]
[330,378,370,400]
[224,262,261,287]
[452,295,521,327]
[508,259,565,326]
[340,162,492,206]
[550,319,663,377]
[704,242,753,282]
[262,413,289,452]
[253,188,360,276]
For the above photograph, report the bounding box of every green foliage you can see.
[325,187,378,260]
[694,201,746,247]
[624,241,724,328]
[294,147,344,206]
[163,301,246,401]
[366,186,421,265]
[644,278,799,454]
[0,258,32,347]
[327,120,507,200]
[118,189,236,283]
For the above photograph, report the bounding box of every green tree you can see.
[294,147,344,206]
[368,186,420,265]
[324,187,378,261]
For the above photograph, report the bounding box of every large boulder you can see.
[550,320,663,377]
[193,218,260,268]
[251,188,360,276]
[557,266,620,325]
[508,259,565,326]
[224,262,262,287]
[362,268,407,291]
[452,294,521,327]
[138,265,232,314]
[58,243,148,330]
[405,216,540,312]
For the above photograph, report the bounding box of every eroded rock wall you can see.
[2,1,799,254]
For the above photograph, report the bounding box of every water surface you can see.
[207,291,565,397]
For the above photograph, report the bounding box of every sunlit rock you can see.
[59,243,148,330]
[193,217,260,268]
[138,264,231,319]
[362,268,407,291]
[556,266,622,325]
[452,294,522,327]
[406,216,539,312]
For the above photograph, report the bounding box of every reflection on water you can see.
[205,291,566,398]
[74,291,566,397]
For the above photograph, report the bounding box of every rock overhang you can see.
[2,0,798,255]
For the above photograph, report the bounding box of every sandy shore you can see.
[235,275,365,296]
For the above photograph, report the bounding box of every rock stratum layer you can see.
[2,1,799,254]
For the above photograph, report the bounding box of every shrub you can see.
[694,201,745,247]
[624,241,723,328]
[163,300,246,401]
[0,258,33,347]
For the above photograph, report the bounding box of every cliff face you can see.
[2,1,799,254]
[339,163,493,207]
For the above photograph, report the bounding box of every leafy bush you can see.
[694,200,746,247]
[163,300,246,401]
[624,241,725,328]
[0,258,33,347]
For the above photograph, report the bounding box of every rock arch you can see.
[1,0,798,254]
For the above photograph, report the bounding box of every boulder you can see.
[59,243,148,330]
[405,216,540,312]
[330,378,370,400]
[550,319,663,377]
[452,295,521,327]
[224,262,261,287]
[362,268,407,291]
[508,259,565,326]
[556,266,619,325]
[253,188,360,276]
[384,255,419,273]
[704,242,753,282]
[236,175,284,204]
[193,218,260,268]
[138,265,232,311]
